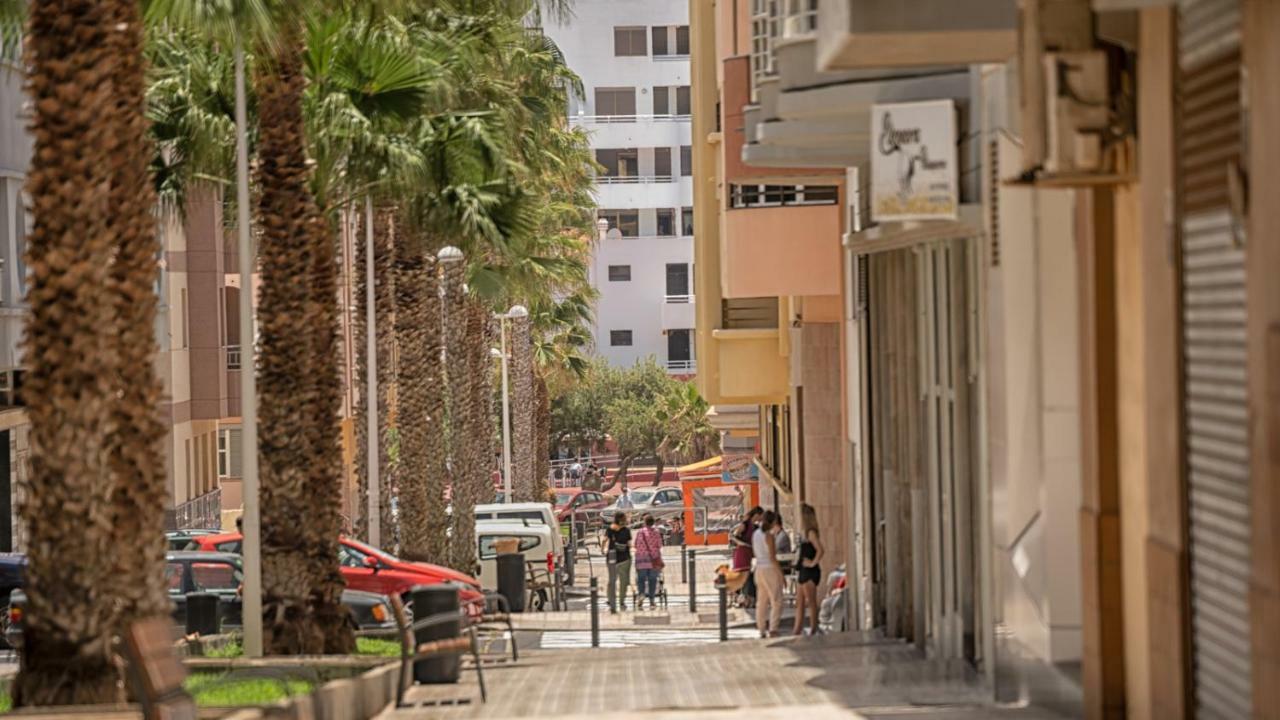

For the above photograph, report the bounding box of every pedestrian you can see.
[793,504,826,636]
[634,514,665,609]
[731,506,762,608]
[616,487,635,510]
[753,510,784,637]
[775,513,794,555]
[604,511,632,613]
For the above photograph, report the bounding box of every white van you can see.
[475,522,557,609]
[474,502,564,569]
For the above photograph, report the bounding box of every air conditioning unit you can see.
[1043,51,1109,174]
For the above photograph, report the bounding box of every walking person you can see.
[604,511,632,613]
[753,510,784,637]
[634,514,664,609]
[793,504,826,636]
[731,506,762,608]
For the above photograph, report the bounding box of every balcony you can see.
[569,114,692,149]
[816,0,1017,71]
[594,177,693,210]
[711,328,787,403]
[722,203,842,299]
[661,294,697,330]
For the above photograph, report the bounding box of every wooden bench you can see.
[123,617,198,720]
[388,594,486,706]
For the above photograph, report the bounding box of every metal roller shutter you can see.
[1177,1,1250,717]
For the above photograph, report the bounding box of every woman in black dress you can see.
[793,503,826,635]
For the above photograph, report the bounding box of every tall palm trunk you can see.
[355,208,397,544]
[532,373,552,503]
[440,258,469,571]
[254,29,352,655]
[394,246,448,563]
[450,299,493,574]
[103,0,168,639]
[509,314,534,501]
[15,0,136,705]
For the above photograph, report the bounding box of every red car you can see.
[189,533,484,617]
[554,488,611,524]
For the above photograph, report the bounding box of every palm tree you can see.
[508,312,535,501]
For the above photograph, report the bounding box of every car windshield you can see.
[630,490,656,504]
[555,492,574,505]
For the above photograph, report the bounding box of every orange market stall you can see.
[678,455,760,545]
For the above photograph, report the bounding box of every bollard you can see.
[680,543,687,584]
[717,577,728,642]
[589,576,600,648]
[687,549,697,612]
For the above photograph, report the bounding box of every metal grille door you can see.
[1177,1,1251,716]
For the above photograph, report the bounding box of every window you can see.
[680,146,693,176]
[667,330,692,363]
[596,148,639,178]
[190,562,241,592]
[675,86,691,116]
[165,562,186,593]
[654,147,672,178]
[651,26,669,56]
[215,539,242,554]
[613,27,647,56]
[676,25,691,55]
[598,209,640,237]
[608,265,632,281]
[653,86,670,115]
[217,428,242,478]
[218,432,227,477]
[339,543,370,568]
[595,87,636,117]
[610,330,633,347]
[729,184,839,208]
[478,535,542,560]
[656,208,676,237]
[665,263,690,296]
[681,207,694,236]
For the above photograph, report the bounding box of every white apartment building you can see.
[545,0,696,374]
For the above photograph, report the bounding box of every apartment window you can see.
[675,86,691,116]
[681,207,694,236]
[654,148,672,178]
[652,25,691,56]
[667,329,692,362]
[729,184,839,208]
[665,263,690,296]
[614,27,647,56]
[783,0,818,37]
[610,330,633,347]
[598,209,640,237]
[751,0,780,99]
[656,208,676,237]
[653,86,670,115]
[607,265,632,281]
[680,146,693,176]
[596,148,639,178]
[595,87,637,117]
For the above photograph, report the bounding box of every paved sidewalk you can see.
[388,632,1077,719]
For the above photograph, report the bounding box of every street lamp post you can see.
[364,196,380,549]
[493,305,527,504]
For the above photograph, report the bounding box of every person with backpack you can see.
[634,514,665,609]
[604,511,633,613]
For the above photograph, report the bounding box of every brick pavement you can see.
[388,632,1078,719]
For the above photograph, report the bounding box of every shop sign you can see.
[870,100,958,222]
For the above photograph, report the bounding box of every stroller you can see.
[632,567,669,609]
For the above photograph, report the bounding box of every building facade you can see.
[545,0,698,374]
[694,0,1280,717]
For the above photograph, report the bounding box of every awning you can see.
[843,203,984,256]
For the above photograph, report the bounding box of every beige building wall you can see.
[796,322,846,578]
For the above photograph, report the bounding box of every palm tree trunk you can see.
[532,373,552,503]
[354,207,397,544]
[394,246,448,563]
[101,0,169,642]
[253,29,352,655]
[450,299,494,574]
[509,314,534,501]
[15,0,132,705]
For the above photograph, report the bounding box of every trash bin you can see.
[185,592,221,636]
[411,584,462,684]
[496,552,526,613]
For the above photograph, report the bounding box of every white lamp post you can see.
[494,305,527,504]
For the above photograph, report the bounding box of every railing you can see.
[570,113,691,125]
[601,233,690,241]
[666,359,696,372]
[664,294,694,304]
[597,175,675,185]
[225,344,241,370]
[167,487,223,532]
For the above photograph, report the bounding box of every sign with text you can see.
[870,100,958,222]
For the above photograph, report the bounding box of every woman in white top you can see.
[752,510,784,637]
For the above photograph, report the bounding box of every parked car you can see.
[0,554,24,648]
[474,522,558,611]
[5,553,398,649]
[601,486,684,522]
[188,532,484,618]
[553,489,610,526]
[474,502,566,582]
